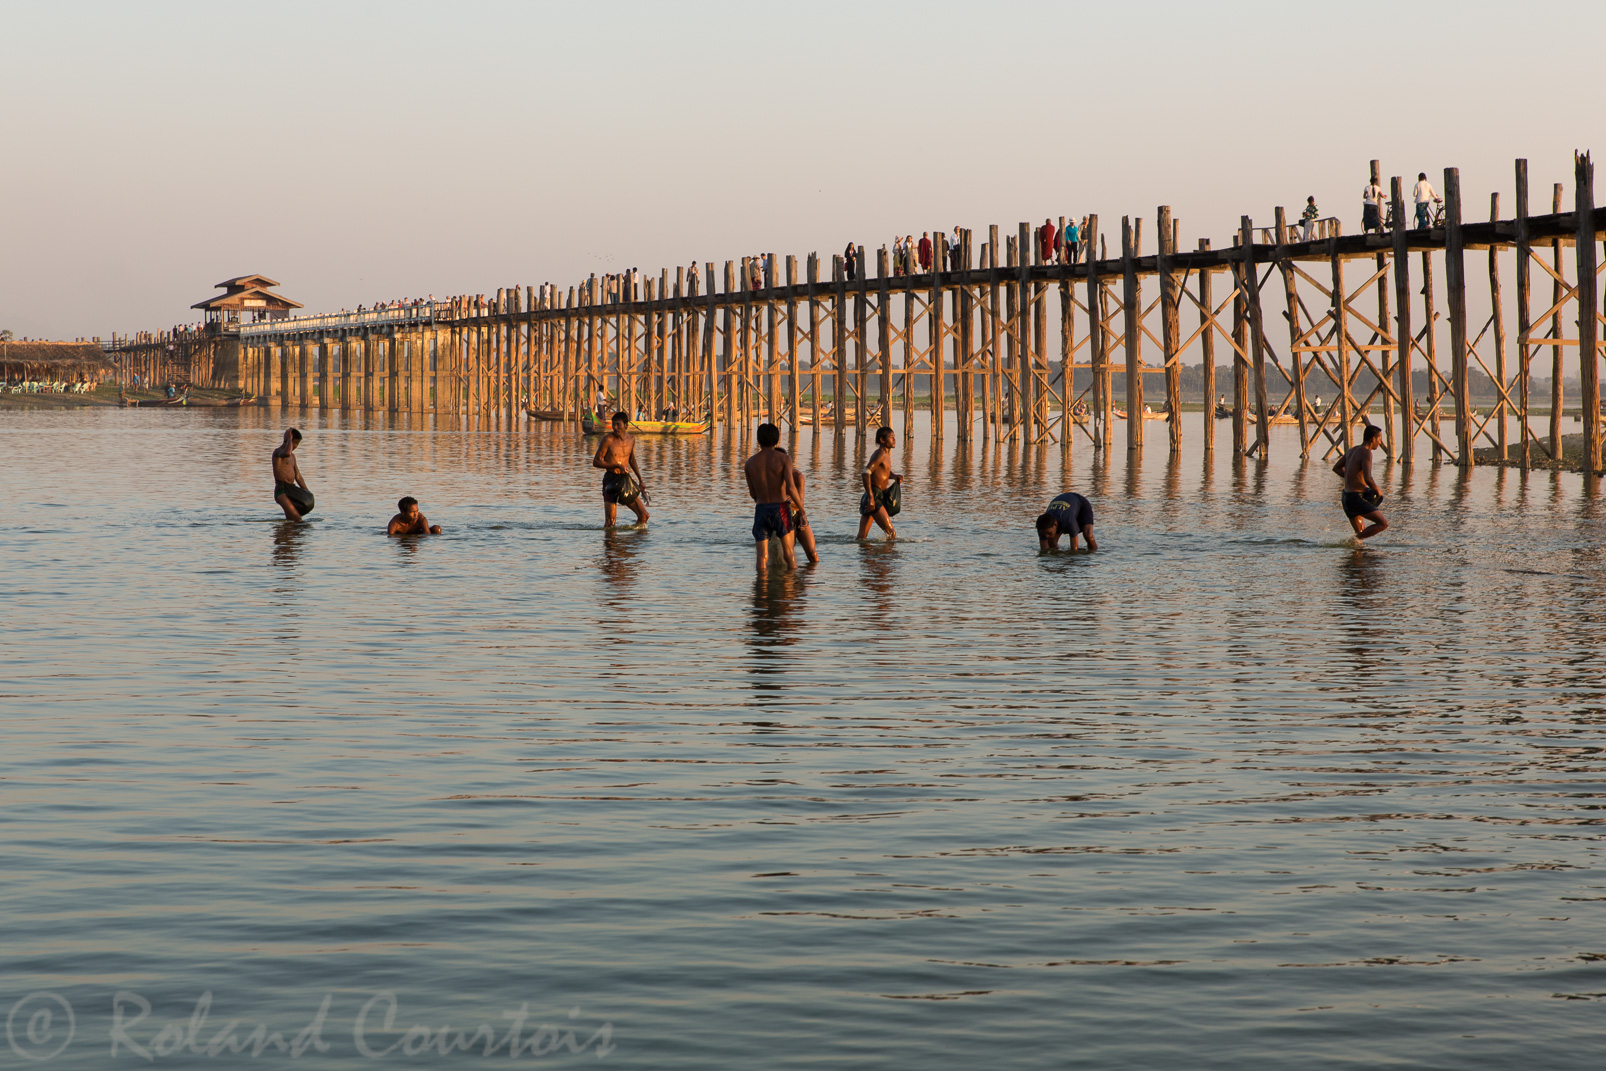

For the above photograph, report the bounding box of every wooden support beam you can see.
[1018,222,1034,443]
[1423,251,1442,462]
[1198,238,1215,454]
[1392,177,1415,466]
[1122,216,1142,450]
[1444,168,1473,466]
[806,254,820,430]
[1274,208,1310,456]
[766,255,780,425]
[833,255,848,430]
[1330,240,1355,451]
[723,261,736,430]
[931,231,945,439]
[1489,193,1508,460]
[877,246,892,424]
[1158,205,1182,452]
[1240,217,1272,457]
[1231,240,1248,455]
[1551,183,1565,467]
[1577,152,1600,472]
[988,227,1003,442]
[856,246,870,432]
[1515,160,1533,469]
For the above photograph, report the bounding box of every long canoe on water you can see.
[581,414,710,436]
[524,408,565,421]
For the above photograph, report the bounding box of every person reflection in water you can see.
[1333,424,1389,541]
[1036,491,1097,552]
[386,496,442,536]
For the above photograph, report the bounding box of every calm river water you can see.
[4,408,1604,1069]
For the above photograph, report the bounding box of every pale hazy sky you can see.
[2,0,1598,341]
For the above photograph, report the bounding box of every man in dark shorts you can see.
[1332,424,1389,540]
[856,426,903,540]
[1036,491,1096,552]
[591,412,649,527]
[745,422,797,570]
[271,428,314,520]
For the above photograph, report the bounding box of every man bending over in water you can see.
[272,428,315,520]
[856,426,903,540]
[1036,491,1097,552]
[745,423,797,570]
[592,412,650,527]
[387,496,442,536]
[775,447,818,564]
[1332,423,1389,540]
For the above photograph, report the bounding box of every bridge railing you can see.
[238,302,446,338]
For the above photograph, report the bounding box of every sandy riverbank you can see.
[0,386,255,411]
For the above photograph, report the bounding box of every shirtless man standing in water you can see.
[591,412,649,527]
[1332,423,1389,540]
[745,423,797,570]
[272,428,314,520]
[856,426,903,540]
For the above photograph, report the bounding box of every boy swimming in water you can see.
[1035,491,1096,551]
[387,496,442,536]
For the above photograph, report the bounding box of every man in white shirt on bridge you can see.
[1412,172,1441,230]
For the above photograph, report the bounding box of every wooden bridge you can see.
[109,153,1606,472]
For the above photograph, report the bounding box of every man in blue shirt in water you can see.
[1036,491,1096,552]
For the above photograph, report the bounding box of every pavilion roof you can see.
[215,274,280,290]
[191,287,304,312]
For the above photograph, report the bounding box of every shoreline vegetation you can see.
[0,385,252,411]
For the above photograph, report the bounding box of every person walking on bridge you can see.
[1300,196,1319,242]
[1361,176,1387,234]
[1038,219,1057,263]
[843,242,858,282]
[1412,172,1441,230]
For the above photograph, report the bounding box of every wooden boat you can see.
[582,413,710,435]
[1214,406,1233,419]
[1113,408,1169,420]
[524,407,565,421]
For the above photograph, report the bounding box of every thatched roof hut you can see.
[0,342,117,381]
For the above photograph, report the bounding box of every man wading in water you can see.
[745,422,797,571]
[272,428,315,521]
[857,426,903,540]
[592,412,649,527]
[1333,424,1389,541]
